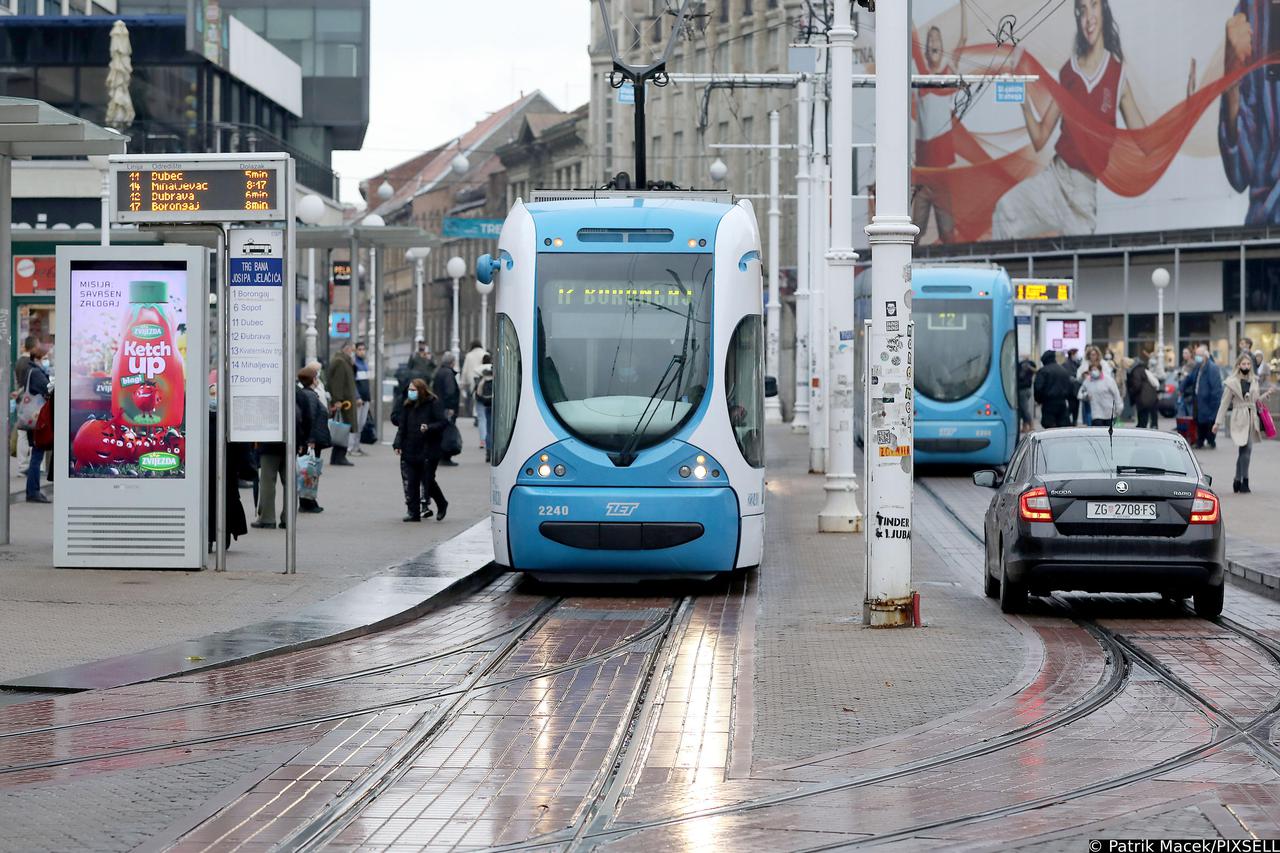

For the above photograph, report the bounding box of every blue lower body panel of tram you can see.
[507,485,740,575]
[913,417,1014,467]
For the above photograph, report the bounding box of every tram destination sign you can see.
[109,154,289,224]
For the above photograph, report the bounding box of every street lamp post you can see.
[476,276,494,350]
[297,193,326,363]
[765,109,783,424]
[817,1,862,533]
[809,70,829,473]
[447,256,466,364]
[362,213,385,427]
[407,246,431,346]
[862,0,921,627]
[792,77,812,435]
[1152,267,1170,379]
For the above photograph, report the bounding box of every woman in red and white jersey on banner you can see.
[993,0,1165,239]
[912,6,966,243]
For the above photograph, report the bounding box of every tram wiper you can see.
[612,270,695,467]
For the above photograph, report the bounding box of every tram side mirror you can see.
[475,254,501,285]
[764,376,778,398]
[972,470,1000,489]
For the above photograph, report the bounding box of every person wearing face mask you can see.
[20,341,51,503]
[1077,360,1123,428]
[393,378,450,522]
[1181,345,1223,448]
[1215,352,1275,493]
[1075,346,1111,426]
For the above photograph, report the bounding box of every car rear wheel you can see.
[1193,582,1224,618]
[983,536,1000,599]
[998,542,1026,614]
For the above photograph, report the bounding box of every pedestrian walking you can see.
[1065,347,1083,424]
[297,364,332,513]
[433,351,461,467]
[10,335,35,473]
[393,378,449,522]
[460,340,485,419]
[1128,351,1160,429]
[1215,352,1275,493]
[1075,346,1110,425]
[252,382,315,529]
[475,354,494,461]
[1077,360,1124,428]
[1033,350,1075,429]
[327,341,358,466]
[1181,344,1223,448]
[20,341,50,503]
[352,341,371,456]
[408,341,436,385]
[1016,354,1037,433]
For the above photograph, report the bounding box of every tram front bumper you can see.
[506,485,741,575]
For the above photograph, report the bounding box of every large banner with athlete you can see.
[908,0,1270,246]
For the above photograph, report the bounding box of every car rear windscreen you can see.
[1037,436,1195,475]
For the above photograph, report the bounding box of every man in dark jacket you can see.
[1033,350,1074,429]
[432,351,461,466]
[326,341,358,466]
[1128,353,1160,429]
[407,341,436,384]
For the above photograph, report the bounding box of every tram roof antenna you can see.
[595,0,693,189]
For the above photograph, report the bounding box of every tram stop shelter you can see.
[0,97,127,547]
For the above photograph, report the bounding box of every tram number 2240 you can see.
[538,505,570,517]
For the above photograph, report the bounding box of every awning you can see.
[0,97,127,157]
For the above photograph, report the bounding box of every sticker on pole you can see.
[995,81,1026,104]
[618,82,635,104]
[228,229,285,443]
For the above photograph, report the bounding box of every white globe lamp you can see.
[297,193,326,225]
[709,158,728,183]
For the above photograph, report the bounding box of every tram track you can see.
[0,595,686,778]
[272,595,695,853]
[0,585,550,741]
[527,479,1280,850]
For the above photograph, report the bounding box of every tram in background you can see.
[475,189,768,580]
[856,263,1018,467]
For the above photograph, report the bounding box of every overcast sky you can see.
[330,0,592,206]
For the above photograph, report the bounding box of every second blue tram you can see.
[856,264,1018,467]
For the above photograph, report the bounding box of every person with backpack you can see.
[1128,351,1161,429]
[475,354,494,462]
[1016,354,1037,433]
[1033,350,1074,429]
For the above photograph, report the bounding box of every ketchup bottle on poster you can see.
[111,281,185,429]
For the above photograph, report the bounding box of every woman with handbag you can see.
[297,365,332,513]
[1214,352,1277,493]
[19,342,50,503]
[393,378,449,522]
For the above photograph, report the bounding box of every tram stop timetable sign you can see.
[227,228,286,443]
[109,153,288,223]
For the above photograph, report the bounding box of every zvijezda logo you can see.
[138,451,180,472]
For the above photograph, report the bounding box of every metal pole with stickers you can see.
[107,153,297,574]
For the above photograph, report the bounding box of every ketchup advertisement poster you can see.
[67,261,189,479]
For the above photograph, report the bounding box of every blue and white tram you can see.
[475,192,767,579]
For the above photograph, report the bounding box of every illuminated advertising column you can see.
[54,246,207,568]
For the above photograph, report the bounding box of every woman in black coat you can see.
[393,377,450,521]
[297,366,332,512]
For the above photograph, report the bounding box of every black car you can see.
[973,427,1225,616]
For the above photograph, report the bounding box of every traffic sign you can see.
[995,81,1025,104]
[109,153,288,223]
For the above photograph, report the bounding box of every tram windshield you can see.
[914,298,994,403]
[536,252,713,459]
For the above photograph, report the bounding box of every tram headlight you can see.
[693,465,707,480]
[679,465,691,478]
[538,464,552,478]
[553,464,566,477]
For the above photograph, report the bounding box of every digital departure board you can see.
[1012,278,1073,304]
[110,155,289,223]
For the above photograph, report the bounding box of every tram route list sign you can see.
[109,155,288,223]
[228,229,285,442]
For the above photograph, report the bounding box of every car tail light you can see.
[1190,488,1219,524]
[1019,486,1052,522]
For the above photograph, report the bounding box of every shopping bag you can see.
[1259,401,1277,440]
[297,452,323,501]
[440,422,463,456]
[328,418,351,447]
[16,372,43,431]
[1176,416,1198,445]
